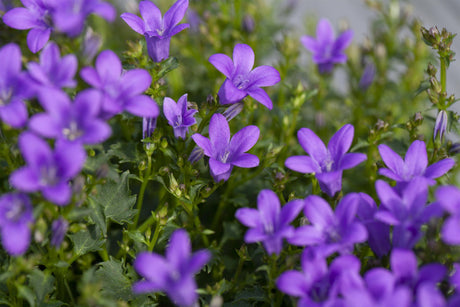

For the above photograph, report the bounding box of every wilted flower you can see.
[0,193,33,256]
[301,18,353,74]
[121,0,190,62]
[285,124,367,197]
[133,229,211,307]
[191,113,260,182]
[209,43,281,109]
[163,94,197,139]
[51,216,69,247]
[434,110,448,141]
[235,189,303,255]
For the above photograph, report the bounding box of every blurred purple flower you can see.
[81,28,102,64]
[378,140,455,186]
[235,189,303,255]
[10,132,86,206]
[51,216,68,247]
[163,94,197,139]
[27,42,77,94]
[289,193,367,256]
[191,113,260,182]
[209,43,280,109]
[29,89,111,144]
[0,0,13,12]
[375,178,442,249]
[285,124,367,197]
[133,229,210,307]
[186,8,201,32]
[121,0,189,62]
[0,43,33,128]
[80,50,159,119]
[435,186,460,245]
[434,110,448,141]
[301,18,353,74]
[277,249,363,306]
[359,62,376,90]
[0,193,33,256]
[449,264,460,307]
[356,192,391,257]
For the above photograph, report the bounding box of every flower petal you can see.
[297,128,327,163]
[316,171,343,197]
[169,23,189,36]
[125,95,159,117]
[209,53,234,78]
[247,65,280,88]
[442,216,460,245]
[121,69,152,95]
[9,167,40,192]
[0,99,28,128]
[328,124,354,161]
[41,182,72,206]
[235,208,260,228]
[424,158,455,179]
[285,155,320,173]
[54,141,86,179]
[280,199,304,225]
[333,29,353,51]
[246,87,273,109]
[300,35,318,53]
[164,0,189,29]
[378,144,404,177]
[316,19,334,45]
[231,153,259,168]
[166,229,191,268]
[390,248,417,279]
[120,12,145,34]
[191,134,212,157]
[339,153,367,170]
[3,8,40,29]
[187,249,210,275]
[139,0,162,31]
[209,158,231,175]
[233,44,254,76]
[304,195,334,228]
[80,67,101,87]
[27,27,51,53]
[95,50,121,82]
[29,113,60,138]
[276,271,309,297]
[218,78,247,104]
[405,140,428,177]
[209,114,230,152]
[1,223,31,256]
[134,251,169,285]
[229,125,259,155]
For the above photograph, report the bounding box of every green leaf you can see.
[157,57,179,79]
[107,142,140,163]
[94,259,134,301]
[233,287,265,302]
[91,171,137,225]
[28,269,55,303]
[87,197,107,237]
[17,285,35,307]
[69,225,105,257]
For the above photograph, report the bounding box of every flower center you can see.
[0,87,13,106]
[40,165,58,186]
[174,114,182,128]
[309,278,330,302]
[62,121,83,141]
[219,150,231,163]
[233,74,249,90]
[6,199,26,222]
[320,156,335,172]
[264,222,274,235]
[325,226,341,243]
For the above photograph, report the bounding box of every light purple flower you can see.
[378,140,455,185]
[288,193,367,256]
[80,50,159,119]
[27,42,77,94]
[81,28,102,64]
[10,132,86,206]
[29,89,111,144]
[359,62,376,90]
[0,43,33,128]
[209,43,281,109]
[191,113,260,182]
[133,229,211,307]
[143,116,157,150]
[235,189,303,255]
[375,178,442,249]
[163,94,197,139]
[301,18,353,74]
[51,216,68,247]
[435,185,460,245]
[277,249,363,306]
[285,124,367,197]
[434,110,448,141]
[188,146,204,164]
[0,193,33,256]
[121,0,189,62]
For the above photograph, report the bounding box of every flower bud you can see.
[51,217,69,248]
[434,110,448,141]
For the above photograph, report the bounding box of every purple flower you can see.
[285,124,367,197]
[121,0,190,62]
[81,28,102,65]
[80,50,159,119]
[133,229,211,307]
[277,249,363,306]
[188,146,204,164]
[27,42,77,94]
[449,264,460,307]
[29,90,111,144]
[163,94,197,139]
[288,193,367,256]
[0,43,33,128]
[375,178,442,249]
[378,140,455,185]
[222,102,244,121]
[435,186,460,245]
[10,132,86,206]
[191,113,260,182]
[209,43,281,109]
[359,62,376,90]
[51,216,68,247]
[235,189,303,255]
[0,193,33,256]
[356,192,391,257]
[390,249,446,307]
[301,18,353,74]
[142,116,157,150]
[434,110,448,141]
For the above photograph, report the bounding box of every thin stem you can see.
[148,215,162,251]
[132,154,152,229]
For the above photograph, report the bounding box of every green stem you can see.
[148,216,162,251]
[132,154,152,229]
[439,57,447,107]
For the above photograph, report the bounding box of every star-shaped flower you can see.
[191,113,260,182]
[163,94,197,139]
[209,43,281,109]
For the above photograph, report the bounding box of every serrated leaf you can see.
[157,57,179,79]
[92,171,137,225]
[87,197,107,237]
[69,225,105,257]
[94,259,134,301]
[28,269,55,303]
[107,142,140,163]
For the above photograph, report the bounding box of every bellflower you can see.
[301,18,353,74]
[51,216,69,247]
[142,116,157,150]
[209,44,281,109]
[163,94,197,139]
[288,194,367,256]
[27,42,77,94]
[10,132,86,206]
[0,193,34,256]
[434,110,448,141]
[133,229,211,307]
[285,124,367,197]
[375,178,442,249]
[191,113,260,182]
[235,189,303,255]
[277,249,363,306]
[80,50,159,119]
[29,90,111,144]
[121,0,190,62]
[435,186,460,245]
[0,43,34,128]
[378,140,455,186]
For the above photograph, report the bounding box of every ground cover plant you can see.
[1,0,460,306]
